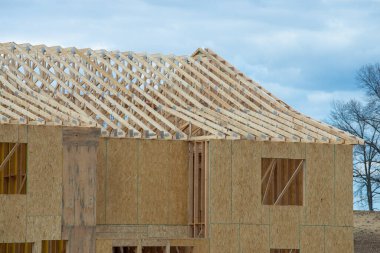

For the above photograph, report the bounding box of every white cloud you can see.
[0,0,379,120]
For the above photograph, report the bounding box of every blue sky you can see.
[1,0,380,120]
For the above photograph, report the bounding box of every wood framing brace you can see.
[0,42,363,144]
[188,142,207,238]
[261,158,304,206]
[0,142,27,194]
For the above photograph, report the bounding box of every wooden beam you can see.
[274,160,304,205]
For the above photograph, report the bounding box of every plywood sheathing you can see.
[240,225,269,253]
[270,206,301,249]
[0,195,27,242]
[209,140,232,223]
[300,226,324,253]
[62,127,100,253]
[325,226,354,253]
[106,138,139,224]
[334,145,354,226]
[303,144,334,225]
[96,239,112,253]
[209,224,238,253]
[0,42,364,144]
[27,125,63,216]
[208,140,354,253]
[101,138,188,226]
[96,138,107,224]
[96,225,148,239]
[231,140,262,224]
[26,215,61,242]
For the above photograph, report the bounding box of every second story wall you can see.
[0,124,63,250]
[96,139,189,226]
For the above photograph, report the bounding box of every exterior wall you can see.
[0,124,63,252]
[96,138,201,252]
[0,124,100,253]
[208,140,354,253]
[61,127,100,253]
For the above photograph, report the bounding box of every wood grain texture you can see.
[0,195,27,242]
[138,140,188,225]
[300,226,324,253]
[262,142,305,159]
[335,145,354,226]
[26,215,61,241]
[106,139,138,224]
[138,140,168,224]
[96,239,112,253]
[209,140,232,223]
[96,138,107,224]
[167,141,188,225]
[209,224,238,253]
[303,143,334,225]
[270,206,301,249]
[27,125,63,216]
[325,226,354,253]
[232,141,262,224]
[62,127,99,253]
[0,124,19,143]
[240,224,269,253]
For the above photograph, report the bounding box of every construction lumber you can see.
[0,42,364,144]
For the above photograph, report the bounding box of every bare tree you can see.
[329,64,380,211]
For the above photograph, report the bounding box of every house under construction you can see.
[0,42,363,253]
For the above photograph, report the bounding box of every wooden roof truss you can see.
[0,42,363,144]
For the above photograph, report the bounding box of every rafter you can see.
[0,42,364,144]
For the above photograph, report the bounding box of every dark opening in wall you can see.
[0,243,33,253]
[42,240,67,253]
[0,143,27,194]
[112,246,137,253]
[270,249,300,253]
[261,158,304,206]
[142,246,165,253]
[170,246,193,253]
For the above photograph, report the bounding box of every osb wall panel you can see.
[66,226,95,253]
[335,145,354,226]
[262,142,306,159]
[166,142,188,224]
[96,239,112,253]
[96,138,107,224]
[0,124,19,142]
[147,225,188,238]
[0,195,27,242]
[26,215,61,241]
[240,224,269,253]
[325,226,354,253]
[106,139,138,224]
[138,140,188,224]
[209,224,238,253]
[300,226,324,253]
[209,140,232,223]
[231,141,262,224]
[96,225,148,239]
[170,239,209,253]
[138,140,169,224]
[270,206,301,249]
[304,144,334,225]
[102,139,188,225]
[62,127,99,253]
[62,144,98,227]
[27,125,63,216]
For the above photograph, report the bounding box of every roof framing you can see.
[0,42,364,144]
